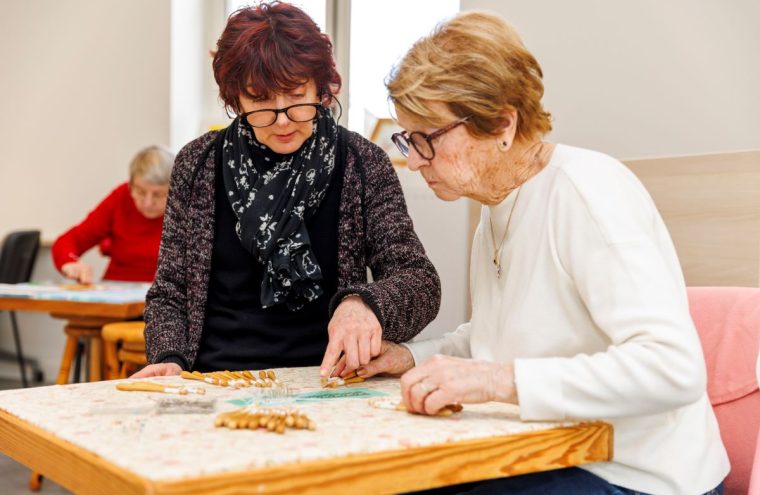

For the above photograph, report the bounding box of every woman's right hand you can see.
[130,363,182,378]
[61,261,94,285]
[355,341,415,378]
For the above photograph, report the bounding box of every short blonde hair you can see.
[387,11,552,142]
[129,146,175,186]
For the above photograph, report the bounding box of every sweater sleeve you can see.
[143,141,200,367]
[51,185,122,272]
[329,138,441,343]
[515,168,706,421]
[403,322,474,364]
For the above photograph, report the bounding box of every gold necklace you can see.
[488,186,521,278]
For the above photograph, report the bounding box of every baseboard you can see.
[0,359,45,383]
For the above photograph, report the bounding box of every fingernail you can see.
[356,368,366,377]
[319,368,327,377]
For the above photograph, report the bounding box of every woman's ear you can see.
[321,93,333,107]
[498,108,519,143]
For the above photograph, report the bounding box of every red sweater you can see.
[51,183,163,282]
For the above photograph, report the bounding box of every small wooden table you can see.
[0,284,146,383]
[0,368,613,495]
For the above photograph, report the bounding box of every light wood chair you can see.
[55,324,103,384]
[101,321,147,379]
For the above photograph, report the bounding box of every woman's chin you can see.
[264,134,309,155]
[430,187,461,202]
[139,210,164,219]
[268,142,302,155]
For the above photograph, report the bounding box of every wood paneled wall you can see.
[624,150,760,287]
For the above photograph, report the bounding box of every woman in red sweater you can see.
[52,146,175,283]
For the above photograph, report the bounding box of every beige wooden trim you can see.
[624,149,760,287]
[1,404,611,495]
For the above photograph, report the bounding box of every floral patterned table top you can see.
[0,366,577,482]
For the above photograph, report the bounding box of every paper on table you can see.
[226,387,388,408]
[0,282,149,303]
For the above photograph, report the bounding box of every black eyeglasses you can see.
[391,116,470,160]
[241,102,322,128]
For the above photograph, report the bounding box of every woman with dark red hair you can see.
[134,1,440,379]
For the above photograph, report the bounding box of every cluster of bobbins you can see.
[180,369,283,389]
[320,369,365,388]
[215,407,316,434]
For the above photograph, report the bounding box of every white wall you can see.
[170,0,228,150]
[460,0,760,159]
[0,0,171,241]
[0,0,171,382]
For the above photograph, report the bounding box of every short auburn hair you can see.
[387,11,552,142]
[212,1,341,114]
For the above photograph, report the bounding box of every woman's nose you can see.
[274,110,291,126]
[406,150,427,172]
[142,195,158,208]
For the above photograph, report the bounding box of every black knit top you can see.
[192,137,343,372]
[145,128,440,370]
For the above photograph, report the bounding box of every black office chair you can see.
[0,230,44,387]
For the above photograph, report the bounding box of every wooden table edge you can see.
[0,406,612,495]
[0,297,144,319]
[0,409,150,495]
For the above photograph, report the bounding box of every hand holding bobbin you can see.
[400,354,518,416]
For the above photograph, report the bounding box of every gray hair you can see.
[128,145,175,185]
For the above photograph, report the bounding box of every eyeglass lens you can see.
[410,134,434,159]
[246,104,319,128]
[391,134,410,157]
[392,133,434,160]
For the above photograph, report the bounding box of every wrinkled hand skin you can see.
[400,354,517,416]
[354,341,415,378]
[130,362,182,378]
[320,296,382,377]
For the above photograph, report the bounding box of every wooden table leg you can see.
[89,336,102,382]
[55,334,79,385]
[28,472,43,491]
[104,340,120,380]
[51,315,117,383]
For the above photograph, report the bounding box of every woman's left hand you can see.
[400,355,518,415]
[320,295,382,378]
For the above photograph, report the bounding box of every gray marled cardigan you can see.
[144,128,441,369]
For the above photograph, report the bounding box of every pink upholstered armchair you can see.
[688,287,760,495]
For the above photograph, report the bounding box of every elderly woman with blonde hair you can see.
[359,11,728,495]
[52,145,174,284]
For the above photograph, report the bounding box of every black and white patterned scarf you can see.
[220,107,338,311]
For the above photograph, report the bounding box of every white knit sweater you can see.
[407,144,728,495]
